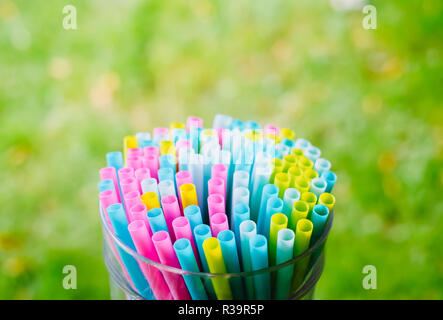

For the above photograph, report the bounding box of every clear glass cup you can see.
[100,204,333,300]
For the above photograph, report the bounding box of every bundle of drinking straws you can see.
[98,114,337,300]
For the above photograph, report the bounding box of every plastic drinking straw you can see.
[120,177,139,195]
[231,187,249,225]
[281,138,295,150]
[274,228,295,300]
[172,216,199,265]
[250,161,273,222]
[153,127,169,143]
[291,148,304,159]
[128,220,173,300]
[177,146,191,172]
[270,158,283,183]
[176,171,193,206]
[207,194,225,218]
[180,183,198,209]
[184,205,203,231]
[294,176,310,193]
[310,204,330,246]
[298,156,314,172]
[294,138,311,151]
[158,180,176,200]
[135,168,150,193]
[263,124,278,136]
[136,132,151,145]
[100,167,121,202]
[160,195,182,239]
[202,237,233,300]
[160,140,175,156]
[129,204,152,235]
[210,212,229,237]
[211,164,228,200]
[202,145,220,215]
[159,154,176,176]
[276,144,290,158]
[118,167,135,181]
[264,197,284,239]
[217,230,244,300]
[231,203,250,249]
[304,145,321,163]
[288,166,303,188]
[144,145,160,158]
[291,219,314,291]
[319,193,336,212]
[143,154,159,181]
[141,191,160,211]
[122,190,142,221]
[188,153,205,217]
[173,238,208,300]
[98,179,114,193]
[147,208,169,234]
[123,136,137,163]
[107,203,153,299]
[232,170,249,191]
[282,154,297,172]
[158,167,174,183]
[152,231,191,300]
[269,213,288,266]
[301,192,317,217]
[193,224,212,272]
[310,177,327,199]
[239,220,256,299]
[213,114,233,129]
[249,234,271,300]
[126,155,143,170]
[106,151,124,172]
[321,170,337,193]
[282,188,300,219]
[288,200,310,231]
[208,177,224,197]
[141,178,160,199]
[314,158,331,176]
[99,189,119,228]
[274,172,290,198]
[128,148,144,160]
[303,167,318,181]
[257,184,279,235]
[279,128,295,141]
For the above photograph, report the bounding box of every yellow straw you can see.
[319,193,336,212]
[288,200,309,231]
[269,213,288,266]
[274,172,290,198]
[202,237,233,300]
[282,154,297,172]
[301,191,317,216]
[123,135,137,165]
[180,183,198,209]
[160,140,175,156]
[298,156,313,171]
[270,158,283,183]
[303,168,319,182]
[141,192,160,211]
[294,176,310,193]
[279,128,295,141]
[291,148,304,159]
[288,166,303,188]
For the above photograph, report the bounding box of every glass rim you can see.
[100,202,333,277]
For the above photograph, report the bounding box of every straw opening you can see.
[297,219,313,233]
[313,205,329,216]
[217,230,234,242]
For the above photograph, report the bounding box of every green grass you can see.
[0,0,442,299]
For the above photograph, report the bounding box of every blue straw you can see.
[147,208,168,234]
[274,228,295,299]
[314,158,331,176]
[310,177,327,199]
[294,138,311,152]
[239,220,256,299]
[282,188,300,219]
[310,204,330,246]
[106,151,124,172]
[106,203,153,299]
[184,205,203,231]
[159,154,176,174]
[98,179,114,193]
[193,224,216,299]
[158,167,174,183]
[249,234,270,299]
[250,161,272,222]
[263,197,284,239]
[321,170,337,193]
[305,145,321,163]
[257,184,279,235]
[232,203,250,253]
[173,238,208,300]
[217,230,245,300]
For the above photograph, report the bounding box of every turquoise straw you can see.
[310,204,330,246]
[106,151,124,172]
[250,160,272,222]
[159,154,176,174]
[98,179,114,193]
[193,224,216,299]
[309,177,327,199]
[314,158,331,176]
[282,188,300,219]
[274,228,295,299]
[257,184,279,235]
[158,167,174,183]
[321,170,337,193]
[217,230,245,300]
[264,197,284,239]
[239,220,256,299]
[173,238,208,300]
[106,203,153,299]
[184,205,203,231]
[147,208,169,233]
[249,234,270,299]
[232,203,250,248]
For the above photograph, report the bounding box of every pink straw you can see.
[129,203,152,235]
[264,124,279,136]
[153,127,169,140]
[186,116,203,133]
[176,140,191,157]
[120,177,139,195]
[118,167,135,180]
[208,177,224,197]
[99,167,120,202]
[207,194,225,218]
[144,146,159,158]
[211,164,227,199]
[175,171,193,207]
[143,154,159,181]
[122,190,142,222]
[135,168,150,194]
[127,147,143,158]
[99,189,119,229]
[128,220,173,300]
[172,216,200,269]
[210,212,229,237]
[161,195,182,241]
[152,231,191,300]
[126,155,143,170]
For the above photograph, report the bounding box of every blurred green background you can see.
[0,0,442,299]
